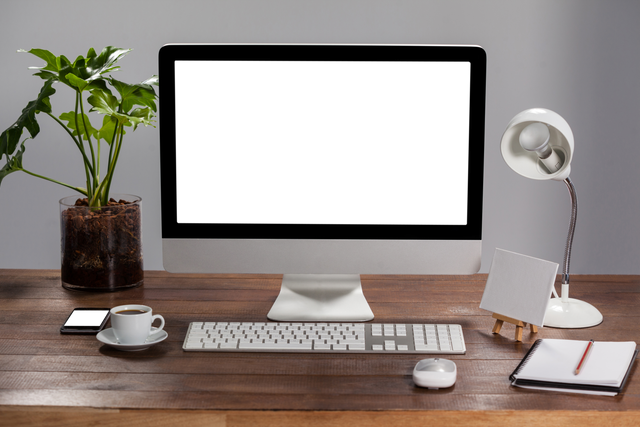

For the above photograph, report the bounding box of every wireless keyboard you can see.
[183,322,466,354]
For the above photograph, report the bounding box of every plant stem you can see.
[78,91,98,192]
[46,112,94,177]
[73,93,94,202]
[95,122,118,205]
[20,168,88,196]
[103,125,124,203]
[97,138,100,185]
[96,123,124,206]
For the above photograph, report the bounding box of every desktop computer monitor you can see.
[159,44,486,322]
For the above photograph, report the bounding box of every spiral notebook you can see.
[510,339,637,396]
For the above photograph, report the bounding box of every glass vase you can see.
[60,194,144,291]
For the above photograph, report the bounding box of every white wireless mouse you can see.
[413,358,457,389]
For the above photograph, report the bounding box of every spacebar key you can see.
[239,342,313,350]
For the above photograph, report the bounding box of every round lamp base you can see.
[543,297,603,328]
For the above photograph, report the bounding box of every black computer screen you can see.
[159,44,485,241]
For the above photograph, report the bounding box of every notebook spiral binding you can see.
[509,339,543,381]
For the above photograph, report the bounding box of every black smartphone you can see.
[60,308,111,334]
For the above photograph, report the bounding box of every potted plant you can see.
[0,46,158,291]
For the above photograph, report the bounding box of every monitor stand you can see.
[267,274,375,322]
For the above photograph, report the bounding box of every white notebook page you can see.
[514,339,636,386]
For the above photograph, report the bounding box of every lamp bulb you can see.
[519,122,563,173]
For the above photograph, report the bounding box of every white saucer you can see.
[97,328,168,351]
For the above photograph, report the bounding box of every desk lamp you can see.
[500,108,603,328]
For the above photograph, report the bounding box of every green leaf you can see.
[86,78,109,92]
[59,111,97,140]
[83,46,130,81]
[0,126,23,160]
[56,54,71,71]
[66,73,89,92]
[21,46,131,90]
[52,55,75,87]
[0,79,55,157]
[0,141,26,187]
[87,88,130,124]
[88,87,155,131]
[142,75,159,86]
[109,78,138,100]
[109,77,158,113]
[128,107,156,130]
[71,54,86,70]
[20,48,58,72]
[97,116,125,145]
[31,70,57,81]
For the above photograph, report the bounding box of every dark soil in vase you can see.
[61,198,143,291]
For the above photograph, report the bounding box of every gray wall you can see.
[1,0,639,274]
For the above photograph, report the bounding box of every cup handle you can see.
[150,314,165,333]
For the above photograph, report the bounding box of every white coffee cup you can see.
[110,304,165,344]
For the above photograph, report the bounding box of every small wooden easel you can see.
[491,313,538,342]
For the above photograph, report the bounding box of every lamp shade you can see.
[500,108,574,181]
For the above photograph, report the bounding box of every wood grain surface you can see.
[1,270,639,426]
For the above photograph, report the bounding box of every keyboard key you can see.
[240,342,313,350]
[451,339,464,352]
[438,338,451,351]
[185,342,204,349]
[220,340,238,348]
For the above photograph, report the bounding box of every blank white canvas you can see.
[480,248,558,326]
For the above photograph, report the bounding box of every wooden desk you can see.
[1,270,639,426]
